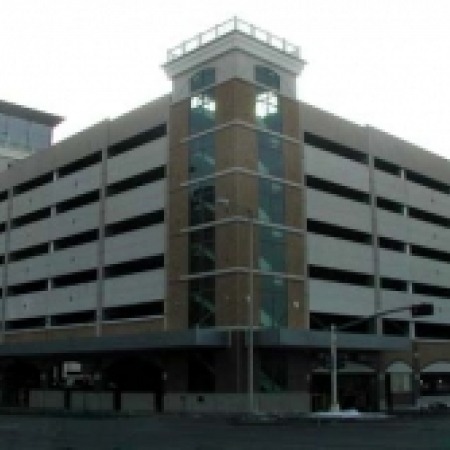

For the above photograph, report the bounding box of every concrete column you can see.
[377,355,386,411]
[367,153,382,334]
[411,341,421,407]
[96,141,108,338]
[46,170,57,329]
[1,187,13,341]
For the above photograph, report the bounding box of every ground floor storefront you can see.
[0,328,448,413]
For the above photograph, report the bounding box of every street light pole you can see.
[216,198,255,414]
[330,323,339,412]
[247,214,255,414]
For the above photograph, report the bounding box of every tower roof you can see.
[166,17,300,62]
[163,17,305,79]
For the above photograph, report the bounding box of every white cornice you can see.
[163,31,305,79]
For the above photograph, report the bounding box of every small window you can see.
[255,66,280,91]
[190,68,216,92]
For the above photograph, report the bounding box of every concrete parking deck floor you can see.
[0,414,449,449]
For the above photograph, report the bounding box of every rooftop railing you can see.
[166,17,300,62]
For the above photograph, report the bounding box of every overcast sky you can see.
[1,0,449,159]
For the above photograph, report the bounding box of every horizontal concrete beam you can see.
[256,328,411,351]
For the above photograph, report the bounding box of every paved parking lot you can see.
[0,413,450,449]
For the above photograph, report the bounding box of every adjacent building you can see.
[0,100,62,171]
[0,18,449,413]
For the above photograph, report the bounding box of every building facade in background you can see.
[0,18,449,413]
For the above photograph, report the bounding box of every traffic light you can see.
[411,303,434,317]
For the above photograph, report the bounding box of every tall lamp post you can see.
[216,198,255,414]
[247,211,255,414]
[329,302,433,412]
[330,324,339,412]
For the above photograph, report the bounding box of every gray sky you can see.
[1,0,449,159]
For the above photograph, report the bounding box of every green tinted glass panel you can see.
[190,68,216,92]
[189,182,215,226]
[188,277,215,328]
[255,65,280,90]
[258,352,287,392]
[190,89,216,134]
[189,133,215,179]
[189,227,215,273]
[259,227,285,272]
[260,276,287,327]
[258,132,283,177]
[259,179,285,224]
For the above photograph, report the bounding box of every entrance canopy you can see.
[0,329,230,358]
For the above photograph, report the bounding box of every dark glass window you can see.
[304,133,367,164]
[258,132,283,177]
[189,227,215,273]
[190,67,216,92]
[259,227,285,273]
[259,351,287,392]
[189,133,215,179]
[421,373,450,396]
[108,124,166,157]
[189,182,215,226]
[188,277,215,327]
[188,353,215,392]
[255,88,281,132]
[190,89,216,134]
[259,179,284,224]
[260,276,287,327]
[255,66,280,90]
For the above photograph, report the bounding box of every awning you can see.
[386,361,412,374]
[0,329,230,358]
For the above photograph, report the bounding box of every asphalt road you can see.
[0,414,449,449]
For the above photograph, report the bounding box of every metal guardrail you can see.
[167,17,300,62]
